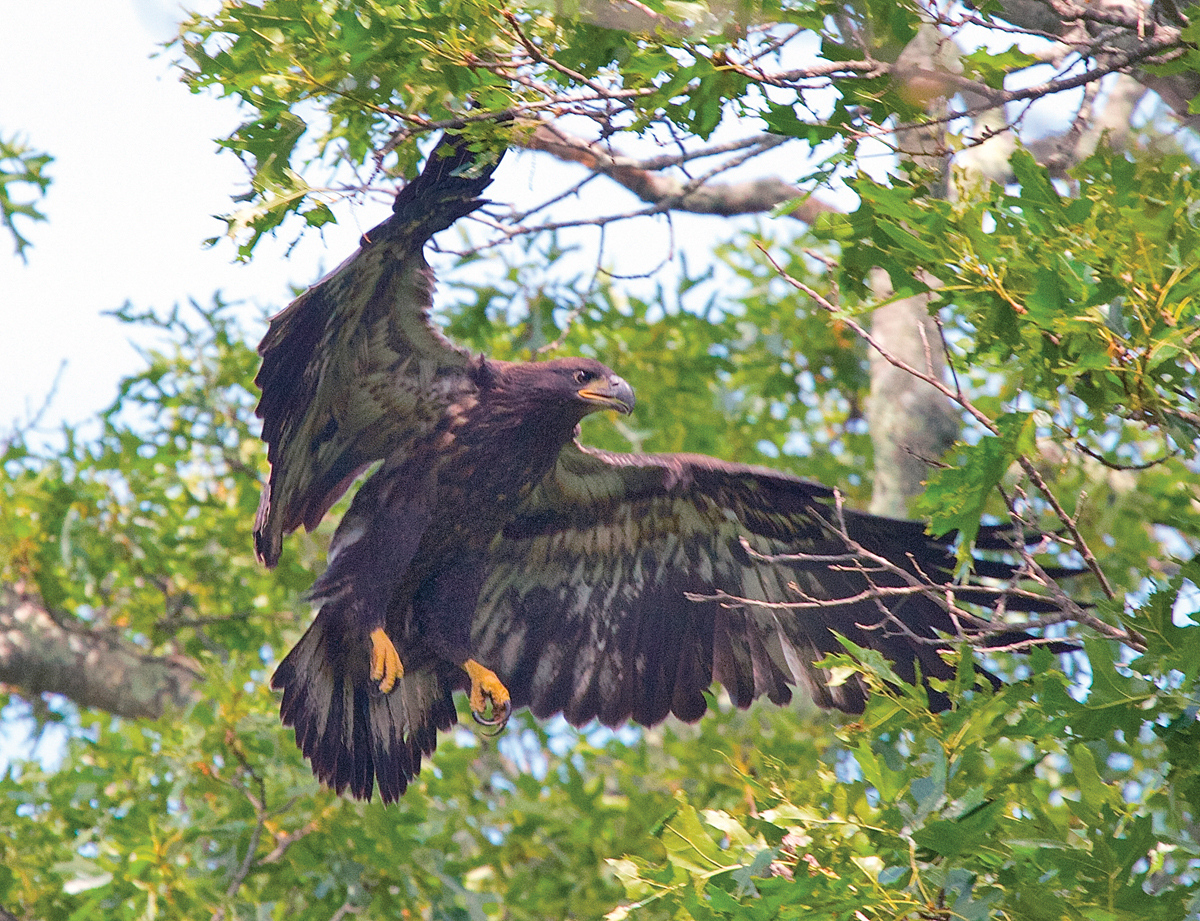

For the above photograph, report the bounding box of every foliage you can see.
[2,0,1199,919]
[822,150,1200,569]
[844,150,1199,458]
[0,134,52,261]
[0,260,1195,920]
[173,0,1199,258]
[611,633,1200,921]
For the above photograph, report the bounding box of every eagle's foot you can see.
[463,659,511,731]
[369,628,404,693]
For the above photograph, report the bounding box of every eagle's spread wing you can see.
[473,442,1056,726]
[253,140,501,566]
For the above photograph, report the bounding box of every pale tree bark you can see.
[866,271,959,518]
[865,26,963,517]
[515,0,1198,221]
[0,584,200,720]
[862,20,1165,515]
[957,71,1150,186]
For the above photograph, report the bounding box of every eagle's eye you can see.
[573,369,591,385]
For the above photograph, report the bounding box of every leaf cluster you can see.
[172,0,1003,257]
[0,134,52,261]
[610,620,1200,920]
[821,150,1200,584]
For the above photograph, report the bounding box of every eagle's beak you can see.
[579,376,635,415]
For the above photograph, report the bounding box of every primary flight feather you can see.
[257,133,1071,803]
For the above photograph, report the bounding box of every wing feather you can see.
[473,442,1065,727]
[253,136,502,565]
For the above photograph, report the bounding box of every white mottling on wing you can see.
[771,611,810,685]
[599,651,623,701]
[328,521,368,563]
[532,643,563,695]
[742,566,766,603]
[571,583,595,617]
[340,677,356,747]
[371,690,395,755]
[569,557,587,586]
[307,648,332,742]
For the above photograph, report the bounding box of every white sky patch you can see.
[0,1,390,437]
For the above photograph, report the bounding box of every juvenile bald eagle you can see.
[257,135,1069,802]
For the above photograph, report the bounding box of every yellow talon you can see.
[370,628,403,693]
[462,659,512,730]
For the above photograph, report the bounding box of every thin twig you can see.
[756,243,1117,600]
[211,731,271,920]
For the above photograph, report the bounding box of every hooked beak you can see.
[578,375,635,415]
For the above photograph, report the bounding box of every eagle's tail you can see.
[272,608,459,803]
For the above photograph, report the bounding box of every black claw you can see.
[471,697,512,736]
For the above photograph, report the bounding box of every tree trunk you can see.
[866,25,960,517]
[866,274,958,518]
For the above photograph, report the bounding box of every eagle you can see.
[256,134,1070,803]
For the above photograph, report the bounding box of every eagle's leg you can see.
[462,659,511,729]
[369,628,404,693]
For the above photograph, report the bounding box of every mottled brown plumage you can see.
[253,141,485,569]
[258,134,1073,803]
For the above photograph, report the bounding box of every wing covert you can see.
[253,136,503,566]
[472,443,1057,728]
[472,444,869,726]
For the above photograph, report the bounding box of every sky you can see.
[1,0,424,438]
[3,2,219,429]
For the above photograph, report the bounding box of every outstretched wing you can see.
[253,136,502,566]
[472,443,1063,726]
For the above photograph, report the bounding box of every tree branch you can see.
[978,0,1200,129]
[0,583,201,719]
[865,271,959,517]
[524,122,840,225]
[756,244,1120,601]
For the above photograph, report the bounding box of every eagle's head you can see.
[482,357,635,424]
[546,357,636,417]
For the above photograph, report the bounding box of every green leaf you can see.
[659,796,733,880]
[911,800,1004,859]
[916,412,1035,549]
[0,134,53,260]
[1118,559,1200,682]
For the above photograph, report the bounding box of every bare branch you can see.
[971,0,1200,128]
[210,733,272,921]
[695,495,1138,653]
[524,122,840,224]
[329,902,363,921]
[570,0,693,36]
[756,244,1119,600]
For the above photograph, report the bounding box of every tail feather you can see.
[273,610,459,802]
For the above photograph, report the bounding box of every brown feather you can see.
[252,138,501,566]
[472,443,1074,725]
